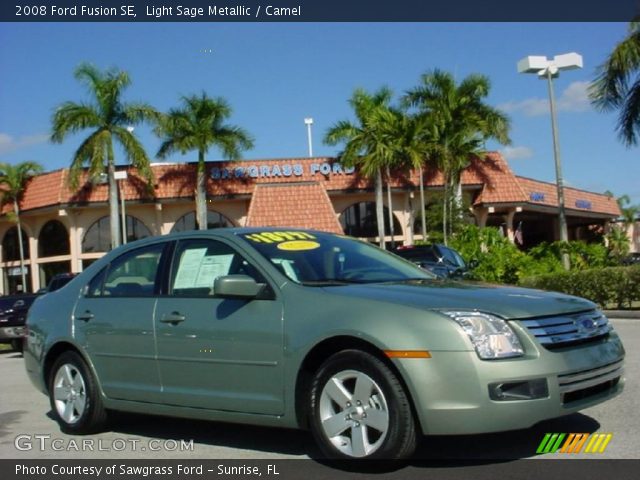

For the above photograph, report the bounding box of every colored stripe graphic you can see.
[537,433,613,454]
[536,433,566,454]
[560,433,588,453]
[584,433,613,453]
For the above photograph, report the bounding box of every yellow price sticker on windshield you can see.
[244,231,316,244]
[277,240,320,251]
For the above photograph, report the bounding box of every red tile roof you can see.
[245,182,343,234]
[517,176,620,216]
[4,154,619,219]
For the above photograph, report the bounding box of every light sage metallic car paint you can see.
[24,228,625,440]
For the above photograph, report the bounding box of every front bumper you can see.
[395,331,625,435]
[0,325,26,340]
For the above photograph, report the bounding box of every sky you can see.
[0,22,638,204]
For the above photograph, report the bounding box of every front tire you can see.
[48,351,108,434]
[11,339,23,352]
[309,350,417,460]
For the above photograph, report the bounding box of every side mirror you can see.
[213,275,265,299]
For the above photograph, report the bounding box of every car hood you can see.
[323,280,596,320]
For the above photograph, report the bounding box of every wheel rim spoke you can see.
[324,377,352,408]
[54,385,68,400]
[353,373,374,404]
[72,372,84,390]
[62,365,74,386]
[362,408,388,432]
[321,412,351,437]
[73,395,86,415]
[350,425,369,457]
[62,399,75,422]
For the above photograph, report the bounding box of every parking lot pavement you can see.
[0,319,637,460]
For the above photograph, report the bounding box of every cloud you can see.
[501,146,534,160]
[499,81,591,117]
[0,132,49,155]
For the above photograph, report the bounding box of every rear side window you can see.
[91,244,164,297]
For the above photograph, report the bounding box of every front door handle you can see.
[76,311,94,322]
[160,312,186,325]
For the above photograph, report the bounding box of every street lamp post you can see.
[114,170,128,245]
[517,52,583,270]
[304,117,314,157]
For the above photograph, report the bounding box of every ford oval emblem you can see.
[576,316,598,333]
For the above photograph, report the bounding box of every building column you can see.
[504,209,516,243]
[66,210,81,273]
[474,207,489,228]
[28,232,38,292]
[404,192,414,246]
[154,203,164,235]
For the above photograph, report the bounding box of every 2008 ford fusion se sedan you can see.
[24,228,625,459]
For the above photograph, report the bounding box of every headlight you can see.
[442,311,524,359]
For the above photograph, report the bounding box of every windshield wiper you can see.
[300,278,369,286]
[381,277,435,284]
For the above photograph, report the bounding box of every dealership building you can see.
[0,153,622,294]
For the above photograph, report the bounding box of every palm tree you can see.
[397,112,438,241]
[324,87,398,248]
[51,63,157,250]
[156,93,254,230]
[616,194,639,247]
[379,109,432,244]
[0,161,43,291]
[590,21,640,146]
[404,70,510,244]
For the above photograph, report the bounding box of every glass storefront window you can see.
[171,211,234,233]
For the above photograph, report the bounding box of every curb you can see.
[603,310,640,319]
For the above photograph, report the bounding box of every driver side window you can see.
[170,239,264,297]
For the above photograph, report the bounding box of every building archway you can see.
[339,202,402,239]
[2,226,30,262]
[2,226,31,293]
[170,210,234,233]
[82,215,151,253]
[37,220,72,288]
[38,220,70,257]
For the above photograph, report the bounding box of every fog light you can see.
[489,378,549,401]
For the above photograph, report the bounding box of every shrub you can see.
[449,225,531,284]
[519,265,640,309]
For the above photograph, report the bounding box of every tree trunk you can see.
[107,156,121,250]
[196,150,207,230]
[14,202,27,292]
[375,169,386,248]
[386,166,395,249]
[419,165,426,241]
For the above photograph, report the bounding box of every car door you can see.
[154,237,284,415]
[72,242,166,403]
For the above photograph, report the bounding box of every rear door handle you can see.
[160,312,186,325]
[76,311,94,322]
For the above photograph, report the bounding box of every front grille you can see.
[519,311,611,349]
[558,360,623,404]
[563,377,620,404]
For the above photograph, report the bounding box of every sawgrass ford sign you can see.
[210,162,356,180]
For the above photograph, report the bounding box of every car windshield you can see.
[440,246,466,269]
[238,230,435,285]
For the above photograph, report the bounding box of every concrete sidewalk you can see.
[604,310,640,319]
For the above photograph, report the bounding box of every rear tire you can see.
[309,350,417,460]
[48,351,108,434]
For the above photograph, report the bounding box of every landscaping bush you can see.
[519,265,640,309]
[449,225,532,284]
